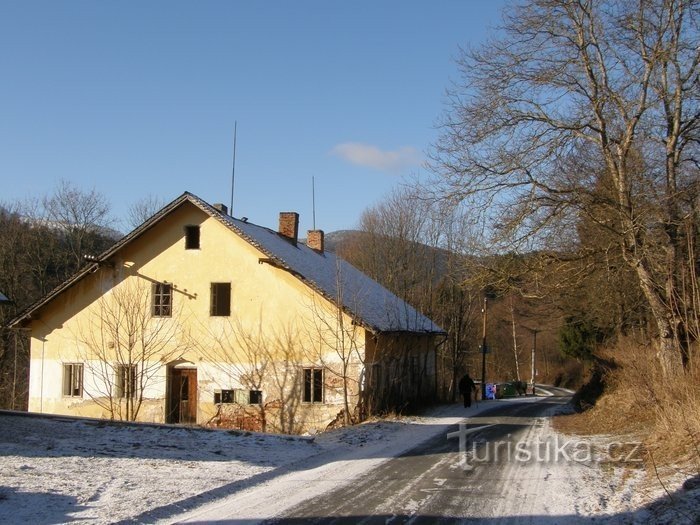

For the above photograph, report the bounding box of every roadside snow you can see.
[532,403,700,524]
[562,435,700,524]
[0,403,494,524]
[0,413,316,524]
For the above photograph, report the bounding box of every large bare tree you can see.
[43,179,114,271]
[126,194,166,230]
[431,0,699,374]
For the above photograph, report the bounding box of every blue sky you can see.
[0,1,507,234]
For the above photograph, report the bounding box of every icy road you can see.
[180,388,689,524]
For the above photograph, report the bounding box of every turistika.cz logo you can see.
[447,421,643,472]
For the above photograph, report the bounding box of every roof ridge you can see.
[9,191,445,335]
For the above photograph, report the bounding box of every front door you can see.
[167,368,197,424]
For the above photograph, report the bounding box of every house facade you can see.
[10,193,444,433]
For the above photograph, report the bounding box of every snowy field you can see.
[0,399,698,524]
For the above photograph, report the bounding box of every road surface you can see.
[262,389,578,523]
[178,387,618,524]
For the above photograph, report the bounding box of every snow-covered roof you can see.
[9,192,445,335]
[188,194,444,334]
[0,291,10,303]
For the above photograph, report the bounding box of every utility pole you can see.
[529,328,539,396]
[481,297,487,400]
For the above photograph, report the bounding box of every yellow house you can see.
[10,192,445,433]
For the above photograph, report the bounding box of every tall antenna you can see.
[312,176,316,230]
[229,121,238,215]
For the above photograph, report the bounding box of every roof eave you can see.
[7,263,98,328]
[7,191,199,329]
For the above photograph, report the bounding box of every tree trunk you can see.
[510,297,521,382]
[633,256,685,376]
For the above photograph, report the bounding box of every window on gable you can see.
[153,283,172,317]
[116,364,137,399]
[302,367,324,403]
[210,282,231,316]
[185,225,200,250]
[62,363,83,397]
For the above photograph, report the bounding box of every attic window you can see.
[185,225,200,250]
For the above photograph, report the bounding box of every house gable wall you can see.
[27,202,365,431]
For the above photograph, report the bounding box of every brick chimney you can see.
[212,203,228,215]
[307,230,325,252]
[278,212,299,244]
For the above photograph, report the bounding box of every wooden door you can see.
[167,368,197,424]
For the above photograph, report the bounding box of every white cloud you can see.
[330,142,421,174]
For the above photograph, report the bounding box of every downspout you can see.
[40,337,46,413]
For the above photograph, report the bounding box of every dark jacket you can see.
[458,374,475,394]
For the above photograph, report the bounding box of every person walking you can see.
[458,373,476,408]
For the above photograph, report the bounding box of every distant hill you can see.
[298,230,361,253]
[323,230,362,253]
[9,211,123,243]
[321,229,455,286]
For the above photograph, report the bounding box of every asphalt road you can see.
[264,389,575,524]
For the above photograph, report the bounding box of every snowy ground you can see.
[0,398,698,524]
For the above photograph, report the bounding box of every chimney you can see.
[278,212,299,244]
[212,203,228,215]
[307,230,325,252]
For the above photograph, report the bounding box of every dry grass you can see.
[554,339,700,470]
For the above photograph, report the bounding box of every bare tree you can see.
[74,279,187,421]
[349,190,435,294]
[0,207,29,409]
[126,194,166,230]
[435,276,480,402]
[431,0,699,374]
[43,179,115,271]
[340,186,483,403]
[192,315,304,433]
[302,259,367,426]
